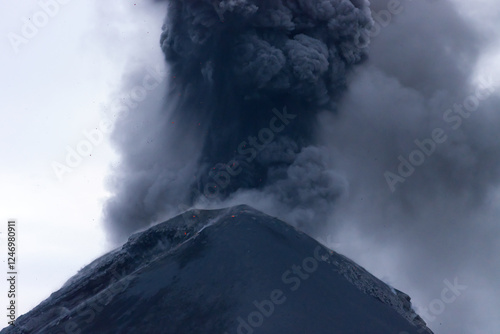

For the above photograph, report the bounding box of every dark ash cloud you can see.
[317,1,500,333]
[102,1,500,332]
[104,0,373,242]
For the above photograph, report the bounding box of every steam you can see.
[104,0,373,242]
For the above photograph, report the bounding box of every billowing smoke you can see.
[104,0,373,242]
[102,1,500,332]
[316,1,500,334]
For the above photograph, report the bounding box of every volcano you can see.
[2,205,433,334]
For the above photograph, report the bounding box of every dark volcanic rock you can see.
[1,205,433,334]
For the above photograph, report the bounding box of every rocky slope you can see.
[1,205,433,334]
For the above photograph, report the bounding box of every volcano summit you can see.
[2,206,433,334]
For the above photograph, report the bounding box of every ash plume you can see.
[317,1,500,333]
[104,0,373,242]
[101,1,500,332]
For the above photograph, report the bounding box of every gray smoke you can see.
[102,1,500,332]
[316,1,500,333]
[104,0,373,242]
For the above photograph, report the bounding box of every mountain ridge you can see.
[1,205,433,334]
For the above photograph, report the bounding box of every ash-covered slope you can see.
[2,206,433,334]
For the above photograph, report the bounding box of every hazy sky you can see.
[0,0,167,319]
[1,1,499,333]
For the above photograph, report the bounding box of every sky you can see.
[1,1,500,333]
[0,0,167,320]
